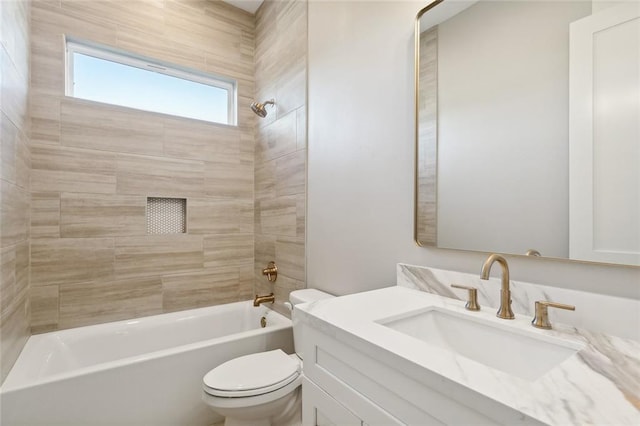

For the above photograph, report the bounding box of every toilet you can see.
[202,289,334,426]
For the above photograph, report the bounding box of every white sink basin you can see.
[377,307,583,381]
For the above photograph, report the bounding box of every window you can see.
[65,38,236,125]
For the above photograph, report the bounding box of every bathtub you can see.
[0,301,293,425]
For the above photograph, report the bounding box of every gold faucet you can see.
[253,293,275,307]
[480,254,515,319]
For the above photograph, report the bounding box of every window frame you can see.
[64,37,237,126]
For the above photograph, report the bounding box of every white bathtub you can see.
[0,301,293,425]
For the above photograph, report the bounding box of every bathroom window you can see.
[65,38,236,125]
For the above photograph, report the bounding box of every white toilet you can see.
[202,289,334,426]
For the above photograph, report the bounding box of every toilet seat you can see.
[203,349,301,398]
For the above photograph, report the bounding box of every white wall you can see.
[307,0,640,301]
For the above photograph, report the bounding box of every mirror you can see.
[415,0,640,267]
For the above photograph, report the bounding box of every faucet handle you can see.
[262,261,278,282]
[450,284,480,311]
[531,301,575,329]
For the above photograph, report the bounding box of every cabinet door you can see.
[302,377,362,426]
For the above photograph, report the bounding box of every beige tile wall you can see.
[254,0,308,315]
[0,0,31,383]
[29,0,257,332]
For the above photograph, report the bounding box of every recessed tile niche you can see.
[146,197,187,234]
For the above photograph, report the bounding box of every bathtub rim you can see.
[1,302,291,393]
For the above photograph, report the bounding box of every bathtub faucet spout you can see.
[253,293,275,307]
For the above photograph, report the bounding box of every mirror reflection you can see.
[415,0,640,267]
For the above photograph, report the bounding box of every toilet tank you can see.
[289,289,334,359]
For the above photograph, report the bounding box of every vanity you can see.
[296,282,640,425]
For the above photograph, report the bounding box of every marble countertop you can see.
[296,286,640,425]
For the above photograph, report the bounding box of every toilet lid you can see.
[203,349,301,397]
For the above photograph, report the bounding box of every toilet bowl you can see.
[202,289,333,426]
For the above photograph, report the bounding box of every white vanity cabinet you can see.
[300,324,526,426]
[301,325,403,426]
[302,378,362,426]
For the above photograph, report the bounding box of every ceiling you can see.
[223,0,264,14]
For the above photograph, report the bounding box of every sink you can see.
[377,307,583,381]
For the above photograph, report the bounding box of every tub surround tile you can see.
[1,250,16,308]
[275,149,305,197]
[257,197,298,237]
[255,160,276,201]
[188,199,253,235]
[29,93,61,145]
[275,237,305,282]
[116,153,205,197]
[1,0,30,71]
[0,180,29,247]
[256,109,297,163]
[60,193,146,238]
[203,234,253,269]
[0,294,30,383]
[58,277,163,329]
[31,144,117,194]
[31,238,115,286]
[60,99,165,156]
[275,60,306,119]
[204,160,254,200]
[275,0,307,66]
[32,1,119,47]
[29,43,64,97]
[60,0,165,36]
[114,235,204,280]
[162,269,241,313]
[30,285,59,334]
[239,131,255,164]
[0,245,28,317]
[1,113,18,183]
[397,264,640,341]
[163,118,240,163]
[0,245,29,379]
[31,192,60,238]
[0,48,29,133]
[13,243,30,308]
[1,0,30,385]
[116,25,206,73]
[14,129,30,191]
[238,262,255,301]
[163,0,242,60]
